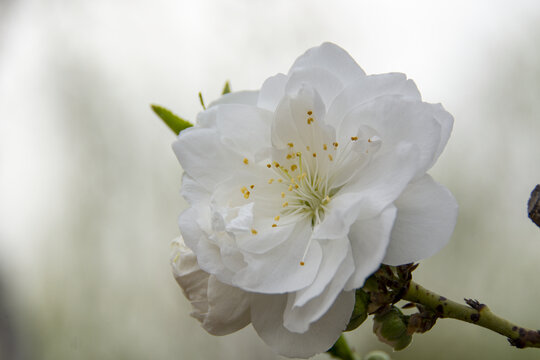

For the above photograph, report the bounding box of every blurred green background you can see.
[1,1,540,359]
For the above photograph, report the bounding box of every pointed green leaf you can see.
[222,81,231,95]
[198,92,206,109]
[151,104,193,135]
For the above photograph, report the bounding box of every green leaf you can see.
[198,92,206,109]
[222,81,231,95]
[151,104,193,135]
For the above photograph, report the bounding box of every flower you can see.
[171,42,458,358]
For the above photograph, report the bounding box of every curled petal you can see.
[251,291,355,358]
[171,238,251,335]
[232,221,322,293]
[289,42,365,85]
[383,174,458,266]
[312,142,420,240]
[283,244,354,333]
[346,205,397,290]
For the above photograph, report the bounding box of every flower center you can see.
[236,108,381,266]
[270,149,332,227]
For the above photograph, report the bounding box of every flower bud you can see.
[373,307,412,351]
[345,289,369,331]
[364,350,392,360]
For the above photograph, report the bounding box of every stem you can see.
[403,281,540,348]
[327,334,361,360]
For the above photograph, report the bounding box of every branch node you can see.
[464,298,486,311]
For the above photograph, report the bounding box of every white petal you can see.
[283,246,354,333]
[224,202,254,233]
[214,104,272,157]
[383,174,458,266]
[271,83,331,151]
[428,103,454,169]
[202,275,251,335]
[171,238,209,322]
[195,234,235,284]
[171,239,251,336]
[178,206,205,251]
[257,73,288,111]
[208,90,259,107]
[173,127,239,191]
[326,73,421,128]
[312,142,420,240]
[180,174,210,206]
[232,221,323,293]
[292,237,349,307]
[285,66,345,108]
[251,291,355,359]
[236,222,296,254]
[219,242,247,273]
[337,96,442,178]
[289,42,365,85]
[345,205,397,290]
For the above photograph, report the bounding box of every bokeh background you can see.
[1,0,540,359]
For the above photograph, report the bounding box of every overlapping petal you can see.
[346,206,397,290]
[171,238,251,335]
[251,291,355,358]
[289,42,365,85]
[283,244,354,333]
[383,174,458,266]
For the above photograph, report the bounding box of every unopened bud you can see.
[373,307,412,351]
[345,289,369,331]
[364,350,392,360]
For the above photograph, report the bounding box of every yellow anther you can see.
[241,186,247,194]
[274,161,280,168]
[307,117,314,124]
[328,154,333,161]
[307,110,313,115]
[333,142,339,148]
[351,136,358,141]
[268,178,274,184]
[323,144,328,150]
[278,179,283,183]
[282,202,289,207]
[301,172,307,179]
[251,228,258,235]
[288,185,293,191]
[286,154,292,160]
[300,261,305,266]
[267,163,272,168]
[312,153,317,158]
[274,215,280,221]
[250,185,254,189]
[291,164,297,171]
[296,152,302,156]
[244,191,250,199]
[323,195,331,204]
[281,192,285,198]
[243,158,249,165]
[306,146,311,151]
[272,224,277,227]
[295,184,299,189]
[287,142,294,148]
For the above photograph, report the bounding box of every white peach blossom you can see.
[171,42,457,358]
